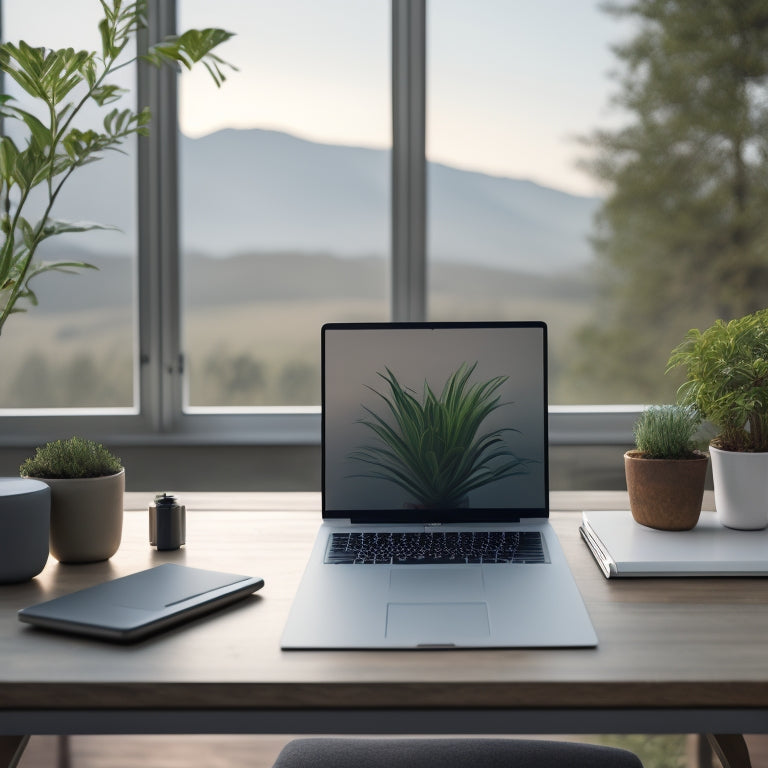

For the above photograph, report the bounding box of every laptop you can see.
[281,321,597,649]
[581,509,768,578]
[18,563,264,642]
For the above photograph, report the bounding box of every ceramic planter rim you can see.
[23,469,125,483]
[624,449,708,461]
[709,444,768,455]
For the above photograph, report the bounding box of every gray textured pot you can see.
[0,478,50,583]
[41,470,125,563]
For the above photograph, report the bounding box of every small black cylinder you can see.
[149,493,186,551]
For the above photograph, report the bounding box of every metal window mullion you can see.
[391,0,427,322]
[137,0,182,432]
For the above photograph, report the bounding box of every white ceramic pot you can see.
[41,470,125,563]
[710,446,768,530]
[0,478,50,583]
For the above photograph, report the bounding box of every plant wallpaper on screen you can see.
[348,362,530,509]
[324,326,546,512]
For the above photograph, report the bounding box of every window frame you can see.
[0,0,640,449]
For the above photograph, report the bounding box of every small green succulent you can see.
[632,404,702,460]
[20,436,123,479]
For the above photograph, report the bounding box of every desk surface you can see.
[1,491,767,735]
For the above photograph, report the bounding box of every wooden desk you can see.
[0,491,766,766]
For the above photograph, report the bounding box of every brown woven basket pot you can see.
[624,450,708,531]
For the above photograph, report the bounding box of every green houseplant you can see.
[349,362,530,509]
[624,404,707,531]
[0,0,234,335]
[20,435,123,478]
[667,308,768,529]
[21,436,125,563]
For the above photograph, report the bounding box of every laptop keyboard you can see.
[325,531,546,565]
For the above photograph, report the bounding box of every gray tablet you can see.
[18,563,264,641]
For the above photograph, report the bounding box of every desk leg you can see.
[706,734,752,768]
[57,735,71,768]
[0,736,29,768]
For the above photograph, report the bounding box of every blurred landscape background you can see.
[0,127,601,409]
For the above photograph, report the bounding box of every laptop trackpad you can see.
[386,602,490,644]
[388,567,485,601]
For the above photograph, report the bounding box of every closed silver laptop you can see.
[281,322,597,649]
[581,509,768,578]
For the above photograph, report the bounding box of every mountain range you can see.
[48,127,600,274]
[179,128,600,272]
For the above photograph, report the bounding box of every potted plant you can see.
[0,1,234,335]
[21,437,124,563]
[0,4,232,557]
[624,404,707,531]
[348,361,530,509]
[667,308,768,529]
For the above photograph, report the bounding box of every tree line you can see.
[570,0,768,403]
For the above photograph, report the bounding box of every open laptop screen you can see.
[322,322,549,523]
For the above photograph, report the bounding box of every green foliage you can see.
[142,28,236,87]
[632,404,702,459]
[0,0,234,335]
[571,0,768,402]
[20,436,123,479]
[667,308,768,452]
[349,362,529,508]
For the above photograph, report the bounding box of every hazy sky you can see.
[5,1,631,196]
[179,0,630,196]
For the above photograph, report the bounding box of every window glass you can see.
[0,0,137,410]
[178,1,390,408]
[426,1,692,406]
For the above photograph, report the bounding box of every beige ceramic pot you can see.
[624,450,708,531]
[41,470,125,563]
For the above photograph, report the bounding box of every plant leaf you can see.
[349,362,528,507]
[143,28,237,87]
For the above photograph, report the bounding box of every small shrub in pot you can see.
[21,437,125,563]
[625,405,708,531]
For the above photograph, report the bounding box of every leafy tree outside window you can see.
[570,0,768,404]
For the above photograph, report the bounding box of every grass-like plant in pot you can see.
[348,362,529,509]
[0,0,234,335]
[21,436,125,563]
[624,404,707,531]
[667,308,768,529]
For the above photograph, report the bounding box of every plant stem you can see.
[0,184,32,334]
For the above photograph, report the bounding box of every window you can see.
[177,1,390,409]
[426,0,625,406]
[0,0,138,412]
[10,0,744,448]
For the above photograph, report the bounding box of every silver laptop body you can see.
[281,322,597,649]
[581,509,768,578]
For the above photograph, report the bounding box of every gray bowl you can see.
[0,478,50,583]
